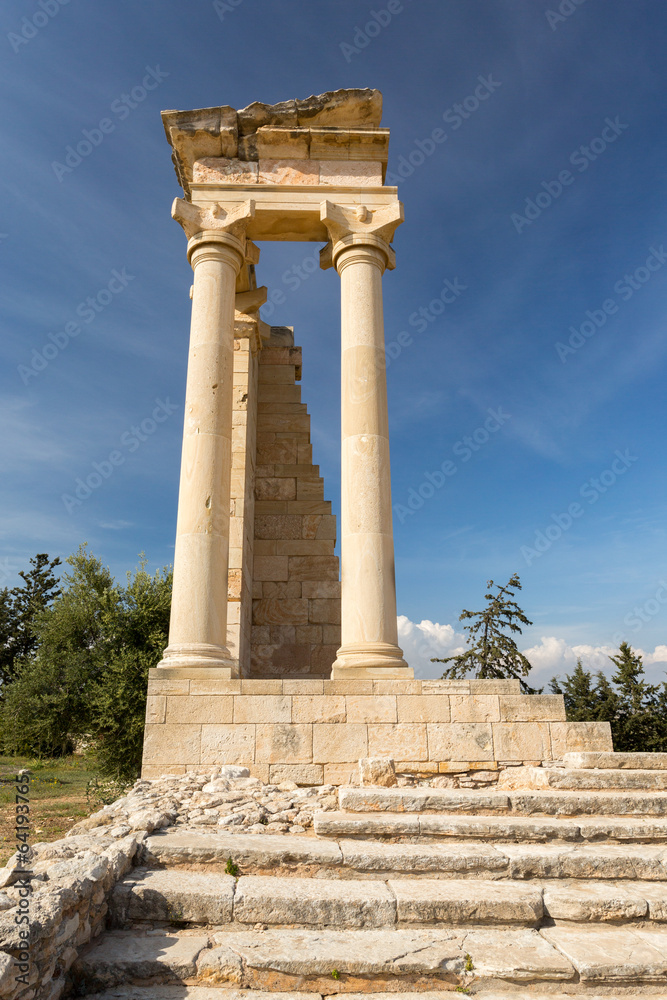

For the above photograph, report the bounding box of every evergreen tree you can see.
[551,642,667,752]
[550,660,607,720]
[432,573,538,693]
[0,553,61,687]
[0,546,114,755]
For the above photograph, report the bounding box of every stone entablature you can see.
[142,675,612,783]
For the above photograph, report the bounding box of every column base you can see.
[156,642,236,672]
[331,642,413,679]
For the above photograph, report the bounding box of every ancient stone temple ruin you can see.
[141,90,611,779]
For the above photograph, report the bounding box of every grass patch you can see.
[0,754,102,865]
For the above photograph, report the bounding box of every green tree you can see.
[90,560,172,781]
[0,546,114,756]
[0,553,61,687]
[551,642,667,752]
[432,574,538,693]
[0,546,171,777]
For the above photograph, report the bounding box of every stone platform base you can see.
[141,673,612,783]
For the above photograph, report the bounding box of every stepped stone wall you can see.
[142,677,612,781]
[225,325,340,678]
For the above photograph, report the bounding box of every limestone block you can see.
[262,582,302,598]
[319,159,383,186]
[114,869,235,924]
[310,645,339,673]
[296,624,323,643]
[359,757,397,787]
[465,926,574,981]
[269,764,324,785]
[233,696,291,724]
[469,679,522,694]
[258,159,319,185]
[395,695,450,723]
[142,724,201,766]
[146,676,190,696]
[255,478,297,501]
[313,723,368,762]
[302,580,340,598]
[282,678,325,694]
[289,500,332,515]
[166,696,233,725]
[422,680,471,694]
[493,723,551,761]
[252,556,289,581]
[255,723,313,763]
[368,724,428,761]
[253,599,309,625]
[324,762,358,784]
[255,515,303,539]
[276,540,332,556]
[541,924,667,981]
[256,438,298,464]
[200,724,255,764]
[346,696,397,724]
[499,695,566,722]
[543,881,648,922]
[308,599,341,624]
[549,721,613,757]
[292,695,346,723]
[302,514,337,540]
[427,723,494,762]
[241,679,284,694]
[234,874,395,927]
[193,157,258,183]
[565,751,667,769]
[73,929,209,985]
[188,679,242,695]
[450,695,500,723]
[145,695,166,725]
[375,681,422,695]
[259,364,296,384]
[296,480,325,501]
[390,878,543,925]
[322,625,341,644]
[323,680,374,694]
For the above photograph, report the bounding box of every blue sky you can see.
[2,0,666,685]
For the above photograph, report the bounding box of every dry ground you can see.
[0,755,103,866]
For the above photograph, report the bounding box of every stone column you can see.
[157,199,254,671]
[321,202,412,678]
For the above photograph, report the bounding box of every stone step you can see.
[112,868,544,927]
[315,809,667,842]
[144,830,667,881]
[565,751,667,769]
[338,785,667,816]
[71,926,577,992]
[74,990,318,1000]
[500,766,667,790]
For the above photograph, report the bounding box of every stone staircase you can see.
[68,753,667,998]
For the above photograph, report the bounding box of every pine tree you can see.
[432,573,538,693]
[550,660,610,720]
[608,642,666,752]
[0,553,61,687]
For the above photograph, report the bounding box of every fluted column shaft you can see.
[333,239,410,677]
[158,232,244,669]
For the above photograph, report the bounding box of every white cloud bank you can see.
[397,616,667,684]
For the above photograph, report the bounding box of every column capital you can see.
[171,198,258,267]
[319,199,403,272]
